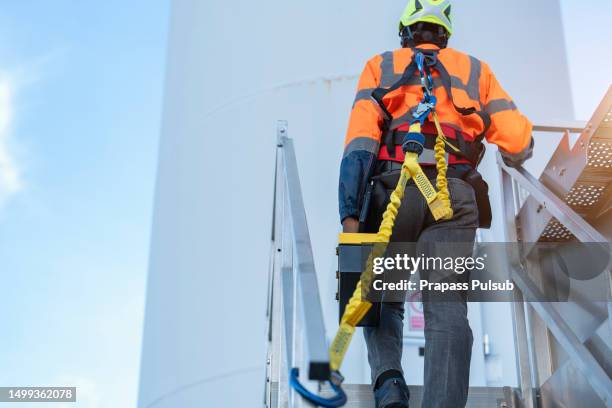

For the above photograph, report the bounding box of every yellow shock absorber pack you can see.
[329,117,454,372]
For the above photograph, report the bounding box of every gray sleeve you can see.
[500,137,534,168]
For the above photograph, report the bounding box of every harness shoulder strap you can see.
[423,56,490,165]
[371,49,431,158]
[434,60,492,141]
[371,61,418,122]
[371,48,438,115]
[370,49,491,166]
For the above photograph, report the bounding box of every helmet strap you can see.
[400,25,415,48]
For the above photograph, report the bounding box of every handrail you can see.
[267,121,346,407]
[275,120,330,380]
[532,120,586,134]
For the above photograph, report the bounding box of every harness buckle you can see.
[411,95,437,123]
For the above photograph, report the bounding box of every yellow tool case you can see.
[336,233,380,327]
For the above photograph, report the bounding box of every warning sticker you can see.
[408,291,424,331]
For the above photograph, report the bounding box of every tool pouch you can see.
[462,169,492,229]
[360,170,402,233]
[358,180,374,232]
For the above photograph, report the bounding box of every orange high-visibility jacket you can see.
[339,43,533,222]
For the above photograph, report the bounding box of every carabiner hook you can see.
[415,52,425,72]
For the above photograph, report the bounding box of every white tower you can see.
[138,1,573,406]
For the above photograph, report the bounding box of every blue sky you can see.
[0,1,169,407]
[560,1,612,118]
[0,1,609,408]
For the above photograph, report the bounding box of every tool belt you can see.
[379,123,485,166]
[359,162,492,230]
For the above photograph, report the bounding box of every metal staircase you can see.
[499,87,612,408]
[265,88,611,407]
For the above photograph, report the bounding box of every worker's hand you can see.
[500,137,534,168]
[342,217,360,233]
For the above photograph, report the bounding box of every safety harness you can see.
[375,48,491,167]
[328,48,491,383]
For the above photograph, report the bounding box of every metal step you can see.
[341,384,512,408]
[518,87,612,244]
[270,382,514,407]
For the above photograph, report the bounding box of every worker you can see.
[338,1,533,407]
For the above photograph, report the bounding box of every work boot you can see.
[374,377,410,408]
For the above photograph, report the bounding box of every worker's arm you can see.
[342,217,360,233]
[339,57,383,225]
[481,62,534,168]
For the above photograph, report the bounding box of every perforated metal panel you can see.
[587,140,612,169]
[537,91,612,243]
[565,184,606,208]
[540,218,574,241]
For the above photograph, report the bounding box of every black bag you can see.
[462,169,492,229]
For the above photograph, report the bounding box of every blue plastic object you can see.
[402,132,425,155]
[289,368,347,407]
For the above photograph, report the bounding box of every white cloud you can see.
[0,76,21,208]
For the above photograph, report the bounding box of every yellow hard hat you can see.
[399,0,453,37]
